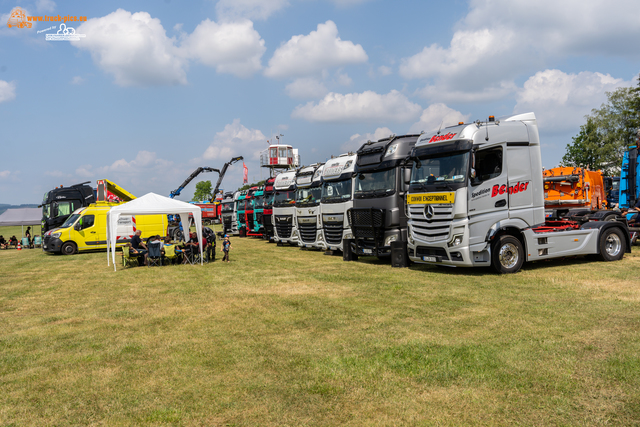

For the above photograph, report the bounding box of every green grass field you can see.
[1,224,639,426]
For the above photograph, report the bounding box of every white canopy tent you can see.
[0,207,42,237]
[106,193,203,271]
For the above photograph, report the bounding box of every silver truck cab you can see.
[295,163,324,249]
[407,112,630,273]
[319,153,357,252]
[273,170,298,245]
[220,191,237,236]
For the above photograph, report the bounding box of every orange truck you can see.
[543,166,624,222]
[543,166,606,210]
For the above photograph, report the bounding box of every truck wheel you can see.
[597,228,625,261]
[491,235,524,274]
[173,229,184,242]
[61,242,77,255]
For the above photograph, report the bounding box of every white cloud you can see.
[265,20,368,79]
[335,71,352,86]
[0,170,11,179]
[180,19,265,78]
[216,0,289,21]
[378,65,392,76]
[71,9,267,86]
[292,90,422,124]
[514,69,631,133]
[70,76,84,85]
[202,119,267,161]
[408,104,470,134]
[341,127,394,152]
[399,0,640,103]
[36,0,56,13]
[285,77,328,99]
[71,9,187,87]
[0,80,16,103]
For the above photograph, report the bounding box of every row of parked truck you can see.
[220,112,639,274]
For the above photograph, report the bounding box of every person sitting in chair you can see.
[9,236,18,248]
[130,231,148,265]
[0,235,7,249]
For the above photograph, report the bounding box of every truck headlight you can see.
[344,232,354,240]
[384,235,398,247]
[51,232,61,239]
[448,234,463,247]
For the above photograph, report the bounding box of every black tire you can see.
[173,229,184,242]
[491,235,524,274]
[604,214,618,222]
[60,242,77,255]
[597,227,626,261]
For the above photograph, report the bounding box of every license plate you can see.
[422,256,437,262]
[362,248,372,254]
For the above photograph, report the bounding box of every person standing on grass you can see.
[25,226,32,248]
[221,234,232,262]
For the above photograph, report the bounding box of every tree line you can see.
[562,74,640,175]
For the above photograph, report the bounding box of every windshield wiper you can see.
[436,183,454,191]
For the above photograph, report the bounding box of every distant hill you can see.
[0,204,39,216]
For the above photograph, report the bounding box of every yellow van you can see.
[43,203,167,255]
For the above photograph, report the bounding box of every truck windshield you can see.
[355,169,396,198]
[61,213,80,228]
[264,193,274,208]
[254,196,264,209]
[296,187,322,205]
[322,178,352,203]
[274,191,296,207]
[237,200,245,211]
[221,202,234,213]
[42,204,51,219]
[411,152,469,188]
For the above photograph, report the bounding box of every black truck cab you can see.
[41,182,95,234]
[347,134,420,267]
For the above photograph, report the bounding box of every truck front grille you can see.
[275,215,293,239]
[348,208,384,239]
[408,205,453,242]
[323,222,343,245]
[297,217,317,243]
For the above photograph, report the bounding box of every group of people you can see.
[125,227,232,266]
[0,227,37,249]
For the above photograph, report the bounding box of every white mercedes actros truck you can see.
[273,170,299,246]
[295,163,324,249]
[406,112,631,274]
[319,153,358,252]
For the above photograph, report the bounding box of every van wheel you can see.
[597,228,625,261]
[61,242,77,255]
[491,235,524,274]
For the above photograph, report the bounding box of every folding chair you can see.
[162,244,178,265]
[33,236,42,248]
[147,241,163,267]
[122,246,139,268]
[182,245,201,265]
[21,238,30,249]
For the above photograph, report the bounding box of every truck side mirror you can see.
[74,222,81,231]
[403,168,412,185]
[470,169,477,179]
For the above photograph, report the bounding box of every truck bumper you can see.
[407,222,486,267]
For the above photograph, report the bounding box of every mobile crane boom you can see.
[211,156,244,201]
[169,167,220,199]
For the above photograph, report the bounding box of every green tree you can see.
[192,180,213,201]
[563,77,640,174]
[239,180,265,191]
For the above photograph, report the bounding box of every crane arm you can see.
[170,167,220,199]
[211,156,244,201]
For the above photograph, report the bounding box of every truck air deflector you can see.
[412,140,473,159]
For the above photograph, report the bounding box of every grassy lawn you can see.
[1,224,639,426]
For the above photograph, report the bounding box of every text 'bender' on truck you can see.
[272,170,298,245]
[295,163,324,249]
[319,153,358,253]
[406,112,631,274]
[346,134,420,266]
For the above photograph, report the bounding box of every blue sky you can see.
[1,0,639,204]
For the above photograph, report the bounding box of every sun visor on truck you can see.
[412,140,473,159]
[355,159,404,173]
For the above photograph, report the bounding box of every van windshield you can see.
[61,214,80,228]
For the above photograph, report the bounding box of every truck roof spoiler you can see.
[504,112,537,124]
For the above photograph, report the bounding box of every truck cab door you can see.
[75,214,96,249]
[467,144,508,247]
